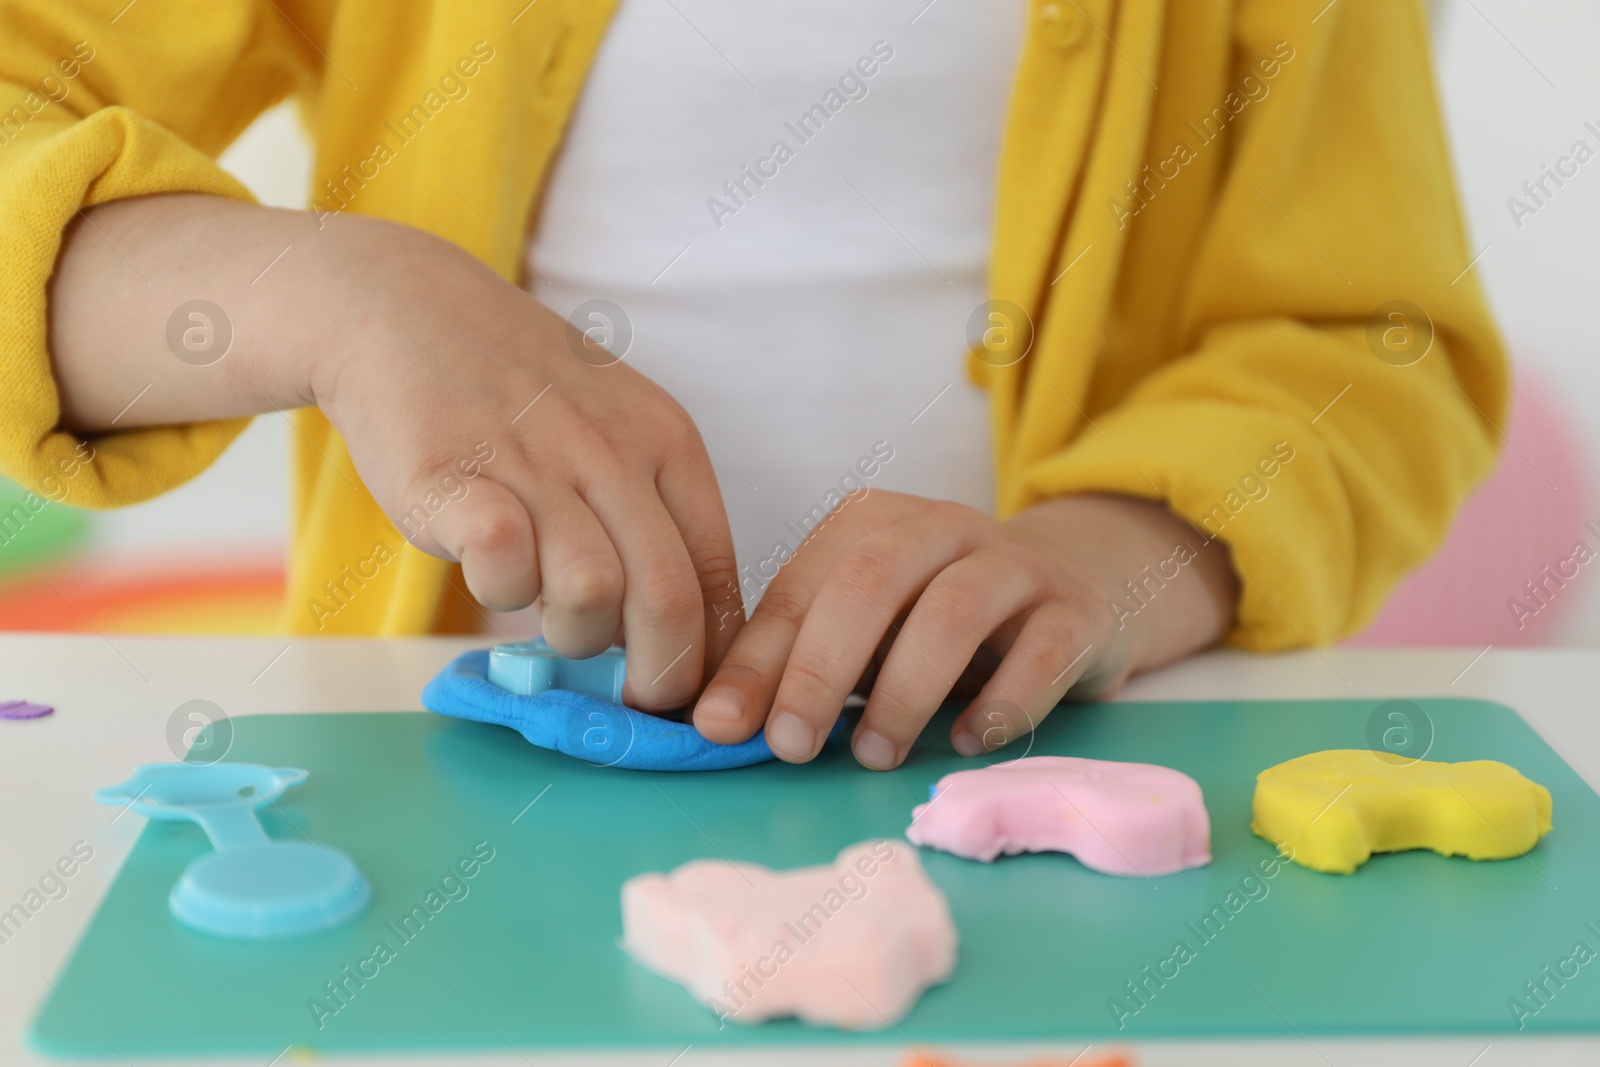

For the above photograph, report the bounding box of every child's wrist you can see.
[302,214,515,412]
[1006,493,1239,674]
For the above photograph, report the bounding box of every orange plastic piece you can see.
[903,1052,1134,1067]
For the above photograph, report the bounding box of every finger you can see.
[586,483,705,711]
[763,522,974,762]
[654,440,744,678]
[853,550,1042,769]
[418,476,538,611]
[691,583,808,746]
[526,486,625,659]
[693,509,875,745]
[949,603,1096,758]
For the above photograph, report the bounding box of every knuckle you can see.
[535,423,628,486]
[684,539,740,599]
[1007,546,1057,596]
[1033,614,1092,672]
[660,413,705,460]
[635,397,700,457]
[864,688,927,737]
[781,655,839,698]
[465,510,525,557]
[546,562,623,616]
[577,443,633,487]
[917,578,988,625]
[710,659,767,694]
[1010,637,1066,683]
[834,545,904,605]
[753,585,809,630]
[631,570,705,627]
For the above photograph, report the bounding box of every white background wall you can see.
[1431,0,1600,641]
[87,0,1600,640]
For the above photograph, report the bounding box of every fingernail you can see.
[854,729,902,771]
[951,729,983,758]
[695,687,744,726]
[767,713,817,762]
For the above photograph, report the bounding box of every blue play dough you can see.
[422,649,848,772]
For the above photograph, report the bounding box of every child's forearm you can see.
[48,193,448,431]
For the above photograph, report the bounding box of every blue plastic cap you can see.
[488,638,627,704]
[170,842,370,940]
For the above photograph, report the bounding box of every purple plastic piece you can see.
[0,700,53,720]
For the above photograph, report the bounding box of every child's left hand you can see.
[690,490,1238,769]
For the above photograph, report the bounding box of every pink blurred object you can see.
[621,839,955,1030]
[906,756,1212,876]
[0,699,52,720]
[1350,366,1591,647]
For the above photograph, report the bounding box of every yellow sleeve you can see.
[1017,0,1506,650]
[0,0,315,507]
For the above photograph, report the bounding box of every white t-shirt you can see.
[528,0,1027,603]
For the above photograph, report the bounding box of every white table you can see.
[1,635,1594,1066]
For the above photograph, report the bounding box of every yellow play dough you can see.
[1251,749,1552,874]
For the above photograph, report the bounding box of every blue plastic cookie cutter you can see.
[94,763,370,939]
[488,638,626,702]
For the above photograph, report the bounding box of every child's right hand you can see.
[47,195,741,710]
[323,221,742,709]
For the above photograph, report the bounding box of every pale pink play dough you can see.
[906,756,1212,876]
[621,839,956,1029]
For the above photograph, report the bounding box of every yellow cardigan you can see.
[0,0,1504,648]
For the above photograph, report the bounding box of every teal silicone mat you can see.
[31,699,1600,1057]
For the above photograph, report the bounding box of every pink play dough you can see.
[621,839,956,1029]
[906,756,1212,876]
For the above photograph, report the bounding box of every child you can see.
[2,0,1503,770]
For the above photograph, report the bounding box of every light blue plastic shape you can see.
[93,763,370,940]
[488,638,627,703]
